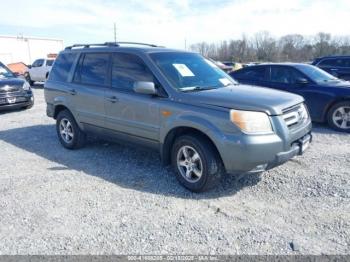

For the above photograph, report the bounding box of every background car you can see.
[25,58,55,85]
[230,63,350,132]
[312,56,350,81]
[0,61,34,111]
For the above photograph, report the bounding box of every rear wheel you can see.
[171,135,224,192]
[56,110,86,149]
[327,101,350,132]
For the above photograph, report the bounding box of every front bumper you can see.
[265,133,312,171]
[0,91,34,111]
[218,119,312,174]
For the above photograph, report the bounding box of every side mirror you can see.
[27,65,32,69]
[296,78,309,85]
[133,81,157,95]
[13,72,20,77]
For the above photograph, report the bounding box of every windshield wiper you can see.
[179,86,218,92]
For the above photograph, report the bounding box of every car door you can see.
[104,52,160,145]
[30,59,44,81]
[69,52,110,130]
[36,59,49,81]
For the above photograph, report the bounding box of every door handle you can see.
[68,89,76,95]
[107,96,119,103]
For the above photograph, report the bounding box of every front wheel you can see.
[56,110,86,149]
[327,101,350,132]
[171,135,224,192]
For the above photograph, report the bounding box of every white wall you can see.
[0,35,64,65]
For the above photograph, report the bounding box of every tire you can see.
[56,109,86,149]
[22,97,34,110]
[327,101,350,132]
[22,103,34,110]
[171,135,224,192]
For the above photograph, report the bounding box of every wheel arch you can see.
[160,126,224,169]
[323,97,350,121]
[53,104,70,119]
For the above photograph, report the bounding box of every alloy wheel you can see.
[59,118,74,143]
[332,106,350,130]
[176,145,203,183]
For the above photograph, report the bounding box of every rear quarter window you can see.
[49,53,77,82]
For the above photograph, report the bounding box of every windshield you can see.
[297,64,341,83]
[0,62,14,79]
[150,52,237,91]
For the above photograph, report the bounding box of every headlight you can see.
[22,81,31,91]
[230,109,273,134]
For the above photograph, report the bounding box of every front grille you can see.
[282,103,309,129]
[0,85,21,93]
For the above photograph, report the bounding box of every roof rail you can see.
[65,42,162,50]
[65,42,119,50]
[116,42,159,47]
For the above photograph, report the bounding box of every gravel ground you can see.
[0,87,349,255]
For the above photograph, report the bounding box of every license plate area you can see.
[298,134,312,155]
[7,97,16,104]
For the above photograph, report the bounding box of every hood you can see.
[319,80,350,89]
[0,77,25,87]
[181,84,304,115]
[0,77,25,93]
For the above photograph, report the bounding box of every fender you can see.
[160,112,228,165]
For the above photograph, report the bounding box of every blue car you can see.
[230,63,350,132]
[312,56,350,81]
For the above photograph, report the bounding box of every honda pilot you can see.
[44,42,312,192]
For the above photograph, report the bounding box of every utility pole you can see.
[114,23,117,43]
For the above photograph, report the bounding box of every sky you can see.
[0,0,349,49]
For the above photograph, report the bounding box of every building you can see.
[0,35,64,65]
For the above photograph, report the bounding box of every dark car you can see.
[230,63,350,132]
[312,56,350,81]
[0,61,34,111]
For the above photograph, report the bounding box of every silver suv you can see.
[44,42,312,192]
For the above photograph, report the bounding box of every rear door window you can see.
[237,66,268,81]
[49,53,77,82]
[73,53,110,86]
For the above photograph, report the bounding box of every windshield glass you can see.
[297,64,341,83]
[0,62,14,79]
[150,52,237,91]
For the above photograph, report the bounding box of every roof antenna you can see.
[113,22,117,44]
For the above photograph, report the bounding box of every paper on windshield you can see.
[173,64,195,77]
[219,78,231,86]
